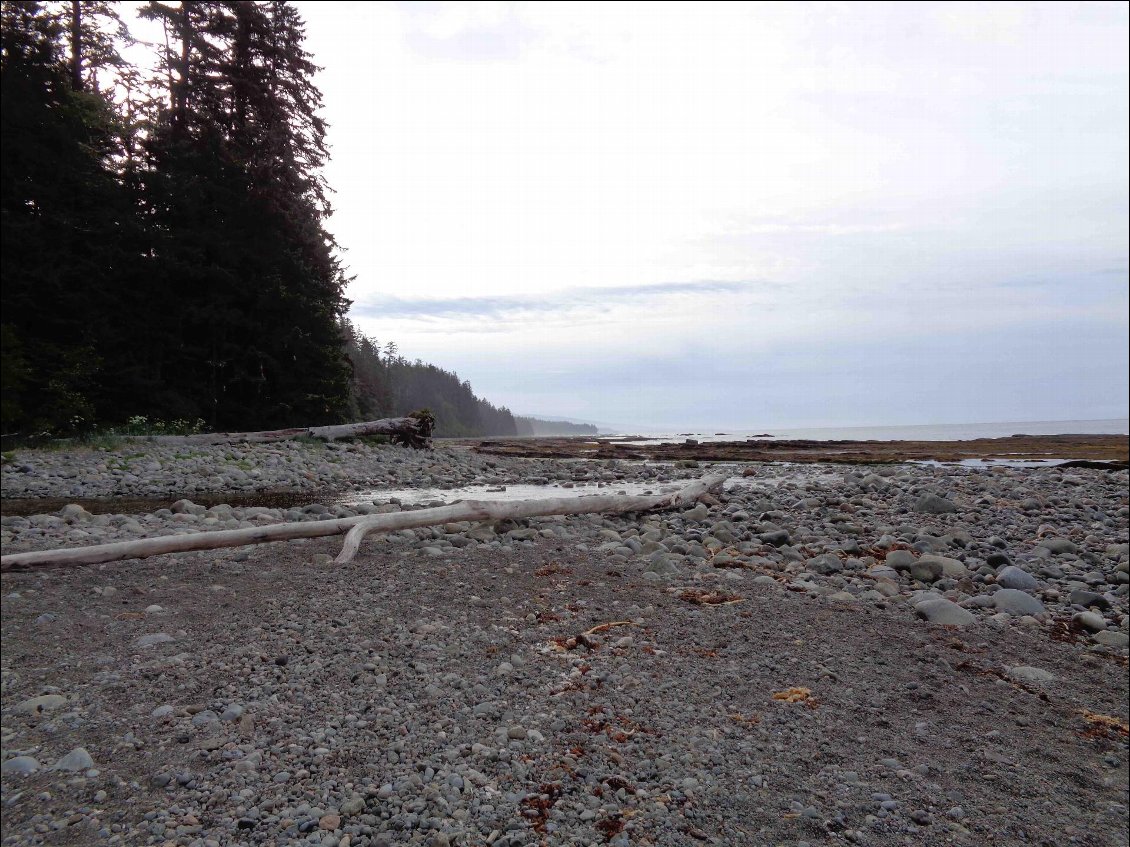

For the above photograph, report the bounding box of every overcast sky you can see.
[254,4,1129,426]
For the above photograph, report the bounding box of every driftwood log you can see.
[127,411,436,449]
[0,473,728,572]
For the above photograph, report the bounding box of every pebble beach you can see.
[1,439,1128,846]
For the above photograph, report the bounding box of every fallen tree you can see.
[0,473,729,571]
[126,410,436,449]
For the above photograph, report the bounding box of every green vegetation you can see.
[342,328,521,437]
[2,1,350,438]
[513,416,598,436]
[1,2,576,443]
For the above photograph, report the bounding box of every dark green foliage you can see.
[136,0,351,429]
[2,1,526,439]
[1,0,351,434]
[342,321,518,437]
[1,0,135,434]
[513,416,598,436]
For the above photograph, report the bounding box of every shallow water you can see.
[339,480,688,507]
[339,466,848,507]
[608,418,1130,444]
[909,458,1072,468]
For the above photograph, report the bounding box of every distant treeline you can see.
[0,1,544,441]
[342,325,596,438]
[344,325,516,438]
[513,417,598,436]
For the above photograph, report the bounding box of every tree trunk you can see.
[127,412,435,448]
[69,0,82,91]
[0,474,728,572]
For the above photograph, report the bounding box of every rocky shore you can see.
[1,441,1128,846]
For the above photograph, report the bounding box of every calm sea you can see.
[609,418,1130,444]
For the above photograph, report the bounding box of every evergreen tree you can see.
[138,0,351,428]
[2,2,526,439]
[1,0,135,434]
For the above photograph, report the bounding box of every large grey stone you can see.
[996,565,1040,591]
[806,553,844,575]
[134,633,174,648]
[992,589,1046,616]
[644,553,681,576]
[885,550,917,571]
[1037,537,1078,555]
[191,710,220,728]
[913,493,958,514]
[1,756,40,775]
[52,747,94,771]
[915,598,976,627]
[759,529,791,547]
[59,504,92,522]
[1006,666,1057,684]
[1072,611,1106,633]
[920,554,968,579]
[909,559,944,582]
[14,694,67,714]
[1093,631,1129,649]
[1069,589,1110,609]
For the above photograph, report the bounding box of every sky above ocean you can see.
[131,2,1130,429]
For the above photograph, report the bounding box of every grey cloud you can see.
[353,279,772,321]
[478,316,1129,429]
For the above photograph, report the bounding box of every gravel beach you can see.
[2,441,1128,846]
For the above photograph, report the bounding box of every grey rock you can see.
[920,554,968,579]
[1,756,40,775]
[1037,537,1078,555]
[915,597,976,627]
[1072,611,1106,632]
[913,493,958,514]
[14,694,67,714]
[1093,631,1129,649]
[59,503,92,522]
[992,589,1046,616]
[909,559,943,582]
[1006,666,1057,683]
[885,550,917,571]
[134,633,174,648]
[191,710,220,727]
[1069,589,1110,610]
[996,565,1040,591]
[340,796,366,816]
[52,747,94,771]
[806,553,844,575]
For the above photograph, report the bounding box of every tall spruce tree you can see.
[1,0,135,434]
[138,0,350,429]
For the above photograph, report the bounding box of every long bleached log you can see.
[333,472,728,564]
[126,412,435,448]
[0,473,729,572]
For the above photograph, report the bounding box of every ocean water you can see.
[609,418,1129,444]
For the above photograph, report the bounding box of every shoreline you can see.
[464,433,1129,464]
[2,447,1127,845]
[2,434,1126,516]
